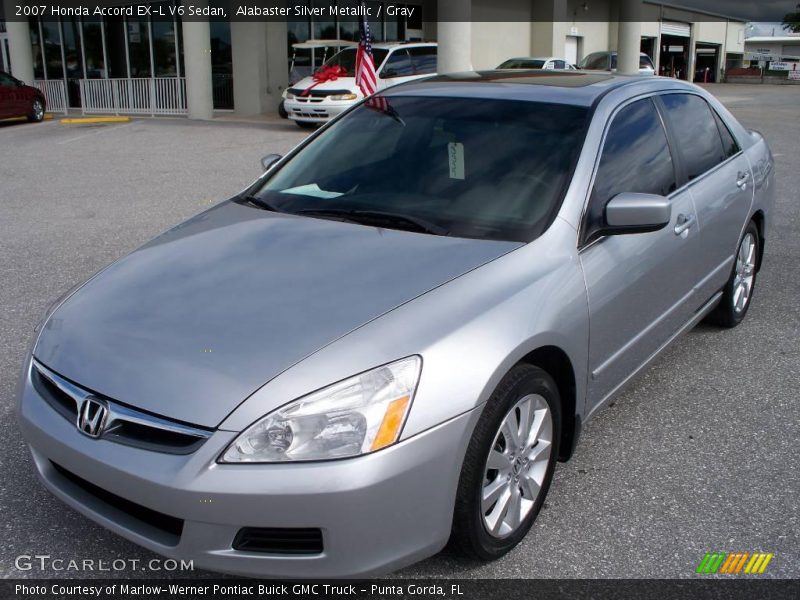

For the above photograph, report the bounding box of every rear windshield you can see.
[251,96,588,243]
[498,59,546,69]
[323,47,390,76]
[609,55,655,69]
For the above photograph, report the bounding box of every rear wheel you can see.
[705,221,759,328]
[451,364,561,560]
[28,98,45,122]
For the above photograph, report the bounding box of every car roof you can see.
[384,70,695,107]
[585,50,650,57]
[372,42,437,50]
[503,57,555,61]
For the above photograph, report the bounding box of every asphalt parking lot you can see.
[0,83,797,580]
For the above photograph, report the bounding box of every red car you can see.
[0,71,45,122]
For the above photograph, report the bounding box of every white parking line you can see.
[57,122,133,145]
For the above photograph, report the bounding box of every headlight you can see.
[328,93,358,101]
[220,356,421,463]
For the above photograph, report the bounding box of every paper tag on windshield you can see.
[448,142,465,180]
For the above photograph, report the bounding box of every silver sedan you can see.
[17,71,774,577]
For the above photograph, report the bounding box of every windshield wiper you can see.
[296,208,448,236]
[237,194,281,212]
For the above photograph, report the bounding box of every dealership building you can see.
[0,0,746,119]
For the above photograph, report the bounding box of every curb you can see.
[59,116,132,124]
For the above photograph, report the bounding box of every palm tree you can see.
[784,3,800,33]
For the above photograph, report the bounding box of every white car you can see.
[283,42,437,128]
[497,57,577,70]
[578,51,656,76]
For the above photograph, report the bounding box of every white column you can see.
[231,21,267,116]
[3,0,35,83]
[617,0,642,75]
[181,16,213,119]
[436,0,472,74]
[230,20,287,116]
[437,22,472,73]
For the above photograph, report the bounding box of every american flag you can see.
[355,4,378,97]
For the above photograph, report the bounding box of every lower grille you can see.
[233,527,323,555]
[51,461,183,546]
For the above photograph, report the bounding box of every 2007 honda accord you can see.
[17,71,774,577]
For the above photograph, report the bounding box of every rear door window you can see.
[659,93,726,180]
[381,50,414,78]
[712,110,740,159]
[408,47,437,75]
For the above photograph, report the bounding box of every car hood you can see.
[290,76,358,93]
[34,201,519,428]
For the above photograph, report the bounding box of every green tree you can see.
[784,4,800,33]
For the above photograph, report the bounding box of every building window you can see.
[152,5,179,77]
[105,16,128,78]
[61,17,84,80]
[29,17,44,78]
[210,19,232,109]
[126,15,151,77]
[82,18,106,78]
[41,19,64,79]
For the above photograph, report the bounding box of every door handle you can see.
[674,214,695,236]
[737,171,750,189]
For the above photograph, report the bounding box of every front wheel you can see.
[28,97,45,122]
[451,364,561,560]
[705,221,759,328]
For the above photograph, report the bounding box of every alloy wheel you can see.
[33,100,44,120]
[481,394,553,538]
[733,232,756,313]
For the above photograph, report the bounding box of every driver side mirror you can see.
[260,153,282,172]
[380,68,397,79]
[604,192,671,235]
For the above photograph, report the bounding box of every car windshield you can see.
[323,47,389,76]
[498,59,546,69]
[248,96,588,242]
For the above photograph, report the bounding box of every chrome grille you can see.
[31,359,212,454]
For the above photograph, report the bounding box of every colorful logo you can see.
[696,552,774,574]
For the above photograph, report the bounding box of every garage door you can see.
[661,21,691,37]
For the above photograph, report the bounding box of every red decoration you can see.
[300,65,348,96]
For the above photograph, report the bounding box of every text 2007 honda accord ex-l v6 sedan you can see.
[17,71,774,577]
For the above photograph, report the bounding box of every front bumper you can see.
[17,356,481,578]
[284,97,356,123]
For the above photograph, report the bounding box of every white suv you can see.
[283,42,437,127]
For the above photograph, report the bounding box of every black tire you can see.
[451,364,561,560]
[28,97,45,123]
[278,100,288,119]
[705,221,760,328]
[295,120,317,129]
